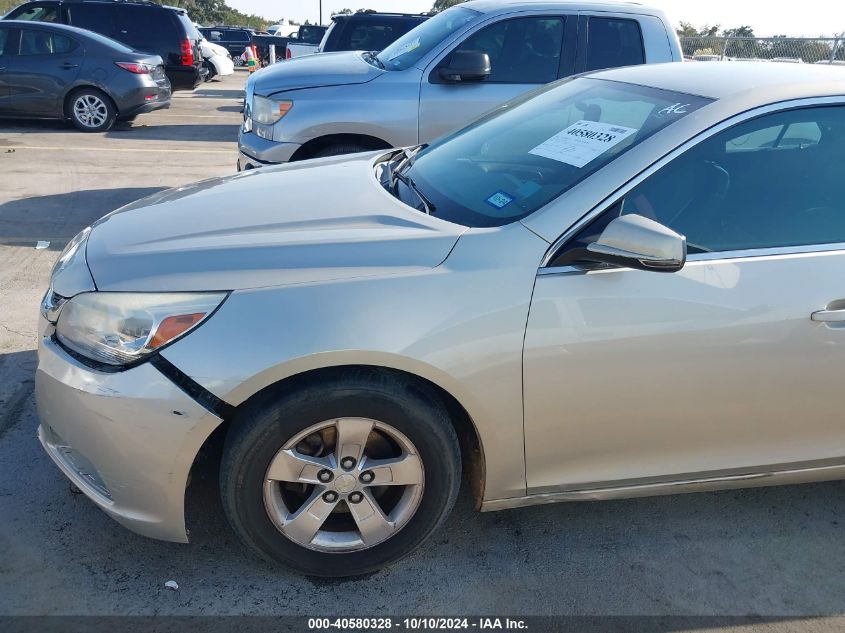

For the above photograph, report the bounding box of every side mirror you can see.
[438,50,491,82]
[584,214,686,273]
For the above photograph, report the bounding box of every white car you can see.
[200,38,234,80]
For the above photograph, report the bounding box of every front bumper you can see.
[237,130,300,170]
[35,334,223,542]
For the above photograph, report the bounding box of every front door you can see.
[418,14,574,143]
[7,27,82,116]
[523,102,845,493]
[0,27,14,110]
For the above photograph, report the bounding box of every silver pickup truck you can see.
[238,0,682,170]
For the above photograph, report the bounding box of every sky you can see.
[228,0,845,37]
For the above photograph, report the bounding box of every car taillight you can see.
[181,38,194,66]
[286,47,292,59]
[115,62,153,74]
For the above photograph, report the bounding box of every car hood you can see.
[251,51,383,94]
[85,154,465,292]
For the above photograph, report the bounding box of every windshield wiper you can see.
[393,170,436,215]
[363,51,385,69]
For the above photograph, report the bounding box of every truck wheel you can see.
[313,144,371,159]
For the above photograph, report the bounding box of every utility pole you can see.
[319,0,322,25]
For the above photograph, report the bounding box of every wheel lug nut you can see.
[348,491,363,504]
[341,457,356,471]
[322,491,338,503]
[360,470,375,484]
[317,469,333,483]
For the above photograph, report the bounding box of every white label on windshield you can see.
[529,120,638,168]
[387,37,421,61]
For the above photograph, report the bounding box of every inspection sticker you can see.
[529,120,638,168]
[486,191,514,209]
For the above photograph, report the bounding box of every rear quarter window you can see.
[584,17,644,71]
[112,5,178,53]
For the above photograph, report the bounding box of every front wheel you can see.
[67,88,116,132]
[220,370,461,577]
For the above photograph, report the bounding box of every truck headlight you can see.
[252,96,293,125]
[55,292,227,366]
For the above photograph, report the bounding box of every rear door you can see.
[6,26,82,116]
[419,13,575,143]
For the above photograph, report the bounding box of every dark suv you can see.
[3,0,205,90]
[319,11,430,53]
[198,26,253,59]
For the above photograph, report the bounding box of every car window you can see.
[298,25,325,45]
[570,106,845,254]
[401,79,710,227]
[584,17,644,71]
[206,30,223,42]
[112,6,177,52]
[0,28,8,55]
[18,29,75,55]
[66,5,115,37]
[726,121,822,152]
[8,3,59,22]
[338,20,401,51]
[453,17,565,84]
[228,30,249,43]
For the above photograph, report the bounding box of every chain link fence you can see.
[679,36,845,64]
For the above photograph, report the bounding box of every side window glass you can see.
[454,17,564,84]
[67,5,115,37]
[113,7,176,52]
[584,18,644,71]
[0,28,8,55]
[563,106,845,258]
[10,4,59,22]
[19,30,75,55]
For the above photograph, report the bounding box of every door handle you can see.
[811,309,845,323]
[61,62,79,69]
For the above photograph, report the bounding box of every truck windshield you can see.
[396,78,712,227]
[377,7,479,71]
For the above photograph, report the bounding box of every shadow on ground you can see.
[0,187,165,249]
[106,124,238,143]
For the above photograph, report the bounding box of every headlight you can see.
[56,292,227,366]
[251,95,293,125]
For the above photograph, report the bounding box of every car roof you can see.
[593,61,845,103]
[462,0,662,15]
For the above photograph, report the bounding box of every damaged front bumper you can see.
[35,331,223,542]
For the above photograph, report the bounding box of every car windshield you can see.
[376,7,479,71]
[395,78,712,227]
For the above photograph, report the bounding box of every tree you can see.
[334,8,354,15]
[432,0,468,12]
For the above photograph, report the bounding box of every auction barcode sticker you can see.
[529,120,638,168]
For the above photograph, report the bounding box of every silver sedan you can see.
[36,62,845,576]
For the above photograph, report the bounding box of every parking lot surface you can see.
[1,71,845,626]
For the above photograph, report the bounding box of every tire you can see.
[220,368,461,577]
[312,143,371,159]
[204,60,217,81]
[67,88,117,133]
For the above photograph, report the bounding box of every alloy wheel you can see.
[262,417,425,552]
[73,94,108,129]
